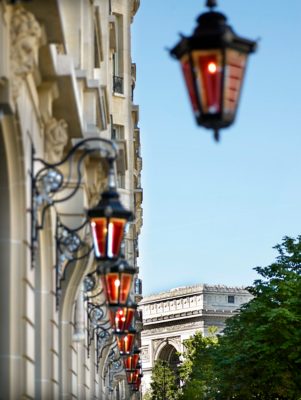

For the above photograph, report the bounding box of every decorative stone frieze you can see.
[141,345,150,362]
[10,5,41,99]
[44,117,68,163]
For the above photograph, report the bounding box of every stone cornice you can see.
[140,284,250,304]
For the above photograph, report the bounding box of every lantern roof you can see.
[171,10,257,60]
[87,188,134,221]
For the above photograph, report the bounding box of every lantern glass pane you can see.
[117,333,135,354]
[124,353,139,371]
[120,273,133,305]
[192,50,223,115]
[127,370,139,385]
[90,217,107,258]
[107,218,126,258]
[104,272,120,304]
[110,306,135,333]
[104,272,133,305]
[180,55,200,116]
[223,48,247,117]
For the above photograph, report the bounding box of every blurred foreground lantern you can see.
[88,189,133,261]
[170,0,257,141]
[110,303,137,334]
[100,260,137,306]
[117,330,136,355]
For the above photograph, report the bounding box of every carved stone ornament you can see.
[135,203,143,235]
[87,164,107,206]
[10,5,41,99]
[140,345,150,362]
[44,117,68,163]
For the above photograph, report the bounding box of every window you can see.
[111,124,124,140]
[228,295,235,304]
[112,14,124,94]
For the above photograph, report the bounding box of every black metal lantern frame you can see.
[170,0,257,141]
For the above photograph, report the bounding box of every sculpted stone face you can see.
[10,6,41,98]
[45,118,68,163]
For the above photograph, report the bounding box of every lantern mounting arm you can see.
[30,137,118,269]
[55,216,93,309]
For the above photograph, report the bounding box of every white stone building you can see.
[0,0,142,398]
[139,284,253,395]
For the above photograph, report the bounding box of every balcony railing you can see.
[113,75,124,94]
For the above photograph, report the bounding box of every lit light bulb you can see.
[208,62,217,74]
[114,279,121,287]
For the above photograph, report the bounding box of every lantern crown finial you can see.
[206,0,217,10]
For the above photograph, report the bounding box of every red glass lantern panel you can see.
[124,353,140,371]
[126,370,139,385]
[192,50,223,115]
[117,332,135,355]
[102,271,133,305]
[223,48,247,118]
[90,217,125,259]
[110,306,135,333]
[132,376,142,392]
[180,55,199,115]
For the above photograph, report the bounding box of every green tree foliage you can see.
[179,328,218,400]
[214,236,301,399]
[149,359,179,400]
[179,236,301,399]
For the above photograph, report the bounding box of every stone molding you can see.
[142,320,204,336]
[10,5,41,99]
[140,284,250,304]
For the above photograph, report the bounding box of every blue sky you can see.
[132,1,301,296]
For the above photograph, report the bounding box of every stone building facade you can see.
[0,0,142,399]
[139,284,253,395]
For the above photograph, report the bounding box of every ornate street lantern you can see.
[131,376,142,392]
[87,188,133,260]
[109,301,137,334]
[100,259,137,307]
[117,330,136,355]
[123,348,140,371]
[170,0,257,141]
[126,370,139,385]
[127,363,143,386]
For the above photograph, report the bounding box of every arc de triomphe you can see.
[138,284,252,395]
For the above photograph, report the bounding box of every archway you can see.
[157,343,180,373]
[157,341,181,388]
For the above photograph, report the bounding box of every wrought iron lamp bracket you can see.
[55,218,93,309]
[30,137,118,270]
